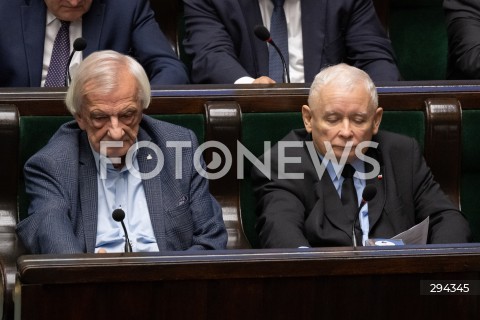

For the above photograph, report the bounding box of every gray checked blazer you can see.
[16,115,227,253]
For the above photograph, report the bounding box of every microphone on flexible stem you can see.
[112,208,133,253]
[65,37,87,86]
[352,185,377,249]
[253,25,290,83]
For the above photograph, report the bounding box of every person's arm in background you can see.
[183,0,271,84]
[343,0,401,81]
[132,0,190,85]
[444,0,480,79]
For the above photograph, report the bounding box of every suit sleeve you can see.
[409,138,472,243]
[251,149,312,248]
[16,154,84,254]
[185,130,228,250]
[444,0,480,79]
[343,0,401,81]
[183,0,251,84]
[131,0,189,85]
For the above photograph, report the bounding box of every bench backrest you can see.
[1,83,478,247]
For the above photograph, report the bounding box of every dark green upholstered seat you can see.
[389,0,447,80]
[240,111,425,248]
[18,114,205,222]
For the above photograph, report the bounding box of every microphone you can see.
[253,25,290,83]
[352,185,377,248]
[65,37,87,86]
[112,208,133,252]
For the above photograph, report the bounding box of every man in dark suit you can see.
[0,0,189,87]
[251,63,471,248]
[16,50,227,254]
[183,0,401,84]
[444,0,480,79]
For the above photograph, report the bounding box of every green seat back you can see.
[390,0,447,80]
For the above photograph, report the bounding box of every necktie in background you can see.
[268,0,288,82]
[341,164,358,218]
[45,20,71,87]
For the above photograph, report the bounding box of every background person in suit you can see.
[16,50,227,254]
[183,0,401,84]
[251,63,471,248]
[444,0,480,79]
[0,0,189,87]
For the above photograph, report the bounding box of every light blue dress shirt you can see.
[324,159,369,245]
[91,144,160,253]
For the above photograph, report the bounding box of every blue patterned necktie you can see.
[45,20,71,87]
[269,0,289,82]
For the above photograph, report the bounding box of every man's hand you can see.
[253,76,276,84]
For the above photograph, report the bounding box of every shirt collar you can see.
[317,151,365,182]
[90,140,140,174]
[46,10,57,26]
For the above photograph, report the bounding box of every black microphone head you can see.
[362,185,377,202]
[112,208,125,222]
[254,25,271,42]
[73,37,87,51]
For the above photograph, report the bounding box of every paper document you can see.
[365,216,430,246]
[391,216,430,245]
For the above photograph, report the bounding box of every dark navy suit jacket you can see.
[183,0,401,83]
[0,0,189,86]
[16,115,227,254]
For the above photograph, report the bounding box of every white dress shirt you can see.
[235,0,304,83]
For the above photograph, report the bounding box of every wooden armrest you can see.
[205,101,250,249]
[424,98,462,207]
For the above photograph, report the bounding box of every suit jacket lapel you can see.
[239,0,269,76]
[301,0,327,82]
[136,128,167,250]
[21,2,47,86]
[319,172,355,238]
[82,0,105,56]
[303,137,353,242]
[78,132,99,253]
[366,150,386,232]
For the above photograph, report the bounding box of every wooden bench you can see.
[0,81,479,319]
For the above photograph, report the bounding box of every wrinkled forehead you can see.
[310,83,375,113]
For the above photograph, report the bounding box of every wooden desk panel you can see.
[16,244,480,320]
